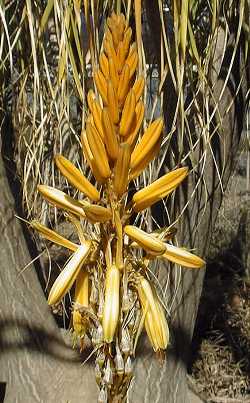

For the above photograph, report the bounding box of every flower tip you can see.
[194,256,206,268]
[37,184,49,196]
[54,154,61,163]
[47,293,55,306]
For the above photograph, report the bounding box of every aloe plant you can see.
[0,1,248,402]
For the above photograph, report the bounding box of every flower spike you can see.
[31,12,205,401]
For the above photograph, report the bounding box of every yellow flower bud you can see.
[30,220,78,251]
[137,275,169,351]
[102,265,120,343]
[72,269,89,337]
[160,243,205,268]
[48,243,91,305]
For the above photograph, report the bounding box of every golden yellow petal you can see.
[55,155,100,201]
[74,269,89,306]
[124,225,166,256]
[161,243,205,268]
[37,185,86,217]
[48,243,91,305]
[132,167,188,212]
[30,220,78,251]
[102,265,120,343]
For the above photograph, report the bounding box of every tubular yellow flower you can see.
[91,99,105,141]
[130,118,163,171]
[119,89,136,137]
[81,130,104,183]
[55,155,100,202]
[132,167,189,212]
[37,185,86,217]
[126,101,145,149]
[99,52,109,79]
[74,269,89,306]
[108,58,119,91]
[124,225,166,256]
[86,122,111,180]
[126,44,138,78]
[113,143,131,197]
[87,89,96,111]
[118,28,132,69]
[30,220,78,251]
[102,265,120,343]
[102,107,119,161]
[93,69,108,104]
[160,243,205,268]
[104,38,119,72]
[107,80,119,124]
[132,76,145,102]
[72,269,89,337]
[80,203,112,223]
[118,64,130,105]
[144,302,169,351]
[137,275,169,351]
[129,133,161,180]
[154,293,169,349]
[48,242,91,305]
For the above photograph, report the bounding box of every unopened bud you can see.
[95,362,102,384]
[122,292,130,312]
[120,328,131,355]
[103,358,113,386]
[97,290,104,320]
[98,387,108,403]
[90,283,98,305]
[127,308,136,329]
[48,243,91,305]
[124,356,132,376]
[103,265,120,343]
[115,345,124,375]
[92,324,103,346]
[96,350,106,367]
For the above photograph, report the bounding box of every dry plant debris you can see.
[30,12,205,403]
[191,279,250,402]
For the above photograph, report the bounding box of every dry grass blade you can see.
[0,4,13,71]
[40,0,54,35]
[134,0,142,74]
[180,0,189,62]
